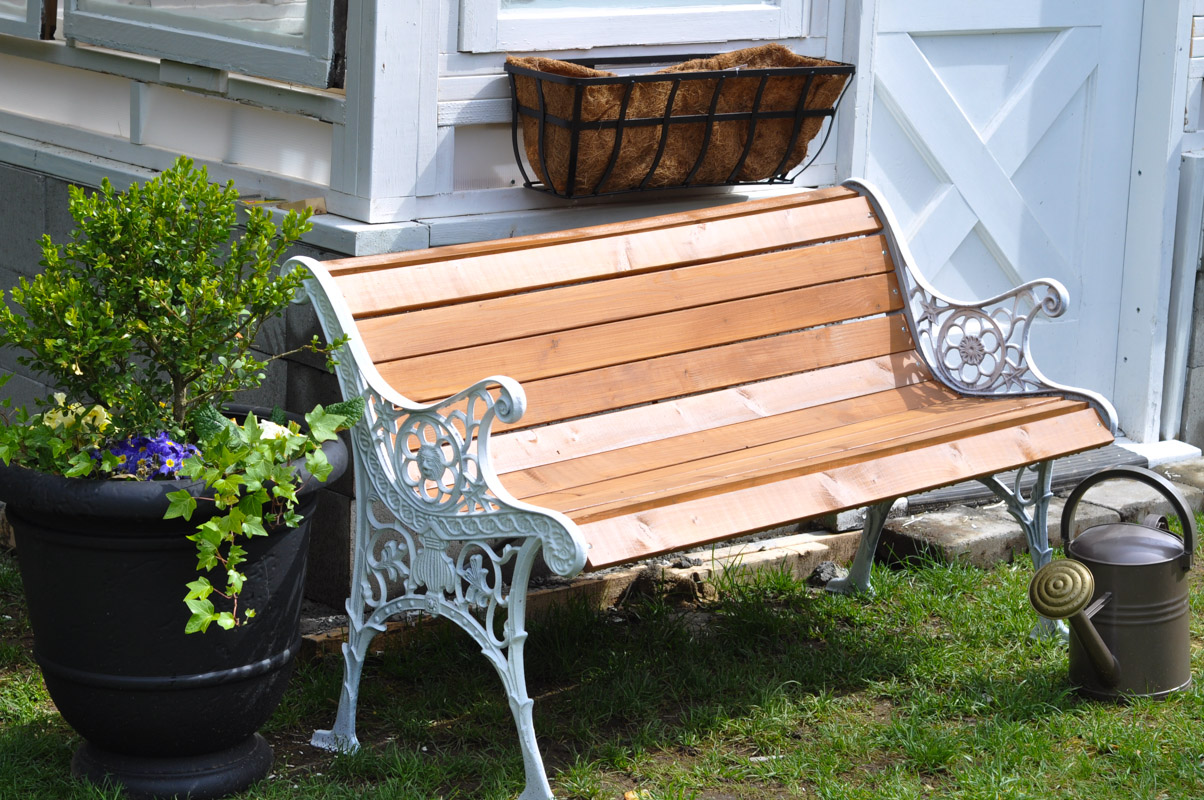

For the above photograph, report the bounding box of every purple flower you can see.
[101,432,200,479]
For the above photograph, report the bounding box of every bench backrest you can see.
[320,185,916,430]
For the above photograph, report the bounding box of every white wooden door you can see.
[861,3,1143,411]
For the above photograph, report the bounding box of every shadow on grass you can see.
[325,561,953,780]
[14,549,1176,799]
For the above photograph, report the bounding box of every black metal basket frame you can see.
[504,54,855,199]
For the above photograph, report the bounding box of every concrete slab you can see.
[1116,438,1202,467]
[819,498,908,533]
[1048,497,1123,544]
[880,497,1121,568]
[1070,475,1202,522]
[882,504,1032,568]
[640,530,862,600]
[1154,457,1204,494]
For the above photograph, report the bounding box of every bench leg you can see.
[311,609,377,753]
[312,533,556,800]
[486,538,556,800]
[826,499,896,596]
[978,460,1066,639]
[310,491,376,754]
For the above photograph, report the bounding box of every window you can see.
[0,0,55,38]
[61,0,345,88]
[460,0,807,53]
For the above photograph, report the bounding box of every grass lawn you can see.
[3,544,1204,800]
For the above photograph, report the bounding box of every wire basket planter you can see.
[504,44,854,199]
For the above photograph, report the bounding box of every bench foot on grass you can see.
[827,463,1068,640]
[826,499,896,596]
[977,460,1068,640]
[291,365,585,799]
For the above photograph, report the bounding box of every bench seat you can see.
[294,180,1116,800]
[497,390,1106,569]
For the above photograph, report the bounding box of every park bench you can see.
[291,179,1117,800]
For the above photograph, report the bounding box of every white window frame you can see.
[0,0,52,39]
[63,0,339,88]
[460,0,808,53]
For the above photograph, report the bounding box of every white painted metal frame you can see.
[0,0,48,38]
[460,0,807,53]
[63,0,338,88]
[292,255,588,800]
[839,180,1116,638]
[850,179,1119,434]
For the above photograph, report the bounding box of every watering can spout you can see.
[1030,560,1119,687]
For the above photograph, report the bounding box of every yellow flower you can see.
[42,408,69,428]
[40,393,110,433]
[81,405,111,432]
[42,393,72,429]
[259,420,291,440]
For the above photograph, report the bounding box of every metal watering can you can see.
[1029,465,1196,700]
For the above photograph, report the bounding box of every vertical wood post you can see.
[837,0,877,180]
[1113,0,1195,442]
[328,0,436,222]
[1165,152,1204,439]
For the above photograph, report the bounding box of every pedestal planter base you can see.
[72,733,273,800]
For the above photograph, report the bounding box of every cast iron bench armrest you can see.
[848,179,1118,434]
[288,255,588,580]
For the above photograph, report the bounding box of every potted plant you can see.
[0,157,357,799]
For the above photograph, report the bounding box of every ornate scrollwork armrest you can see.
[906,277,1067,395]
[404,375,590,579]
[844,180,1118,434]
[287,255,589,580]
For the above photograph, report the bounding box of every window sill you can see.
[0,32,344,123]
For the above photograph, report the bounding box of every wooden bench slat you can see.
[332,194,881,317]
[490,314,918,429]
[491,351,931,472]
[529,396,1084,521]
[579,407,1113,569]
[326,186,859,277]
[498,382,958,499]
[387,273,903,402]
[356,235,893,361]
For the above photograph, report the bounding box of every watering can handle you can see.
[1060,465,1196,570]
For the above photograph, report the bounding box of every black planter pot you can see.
[0,415,347,800]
